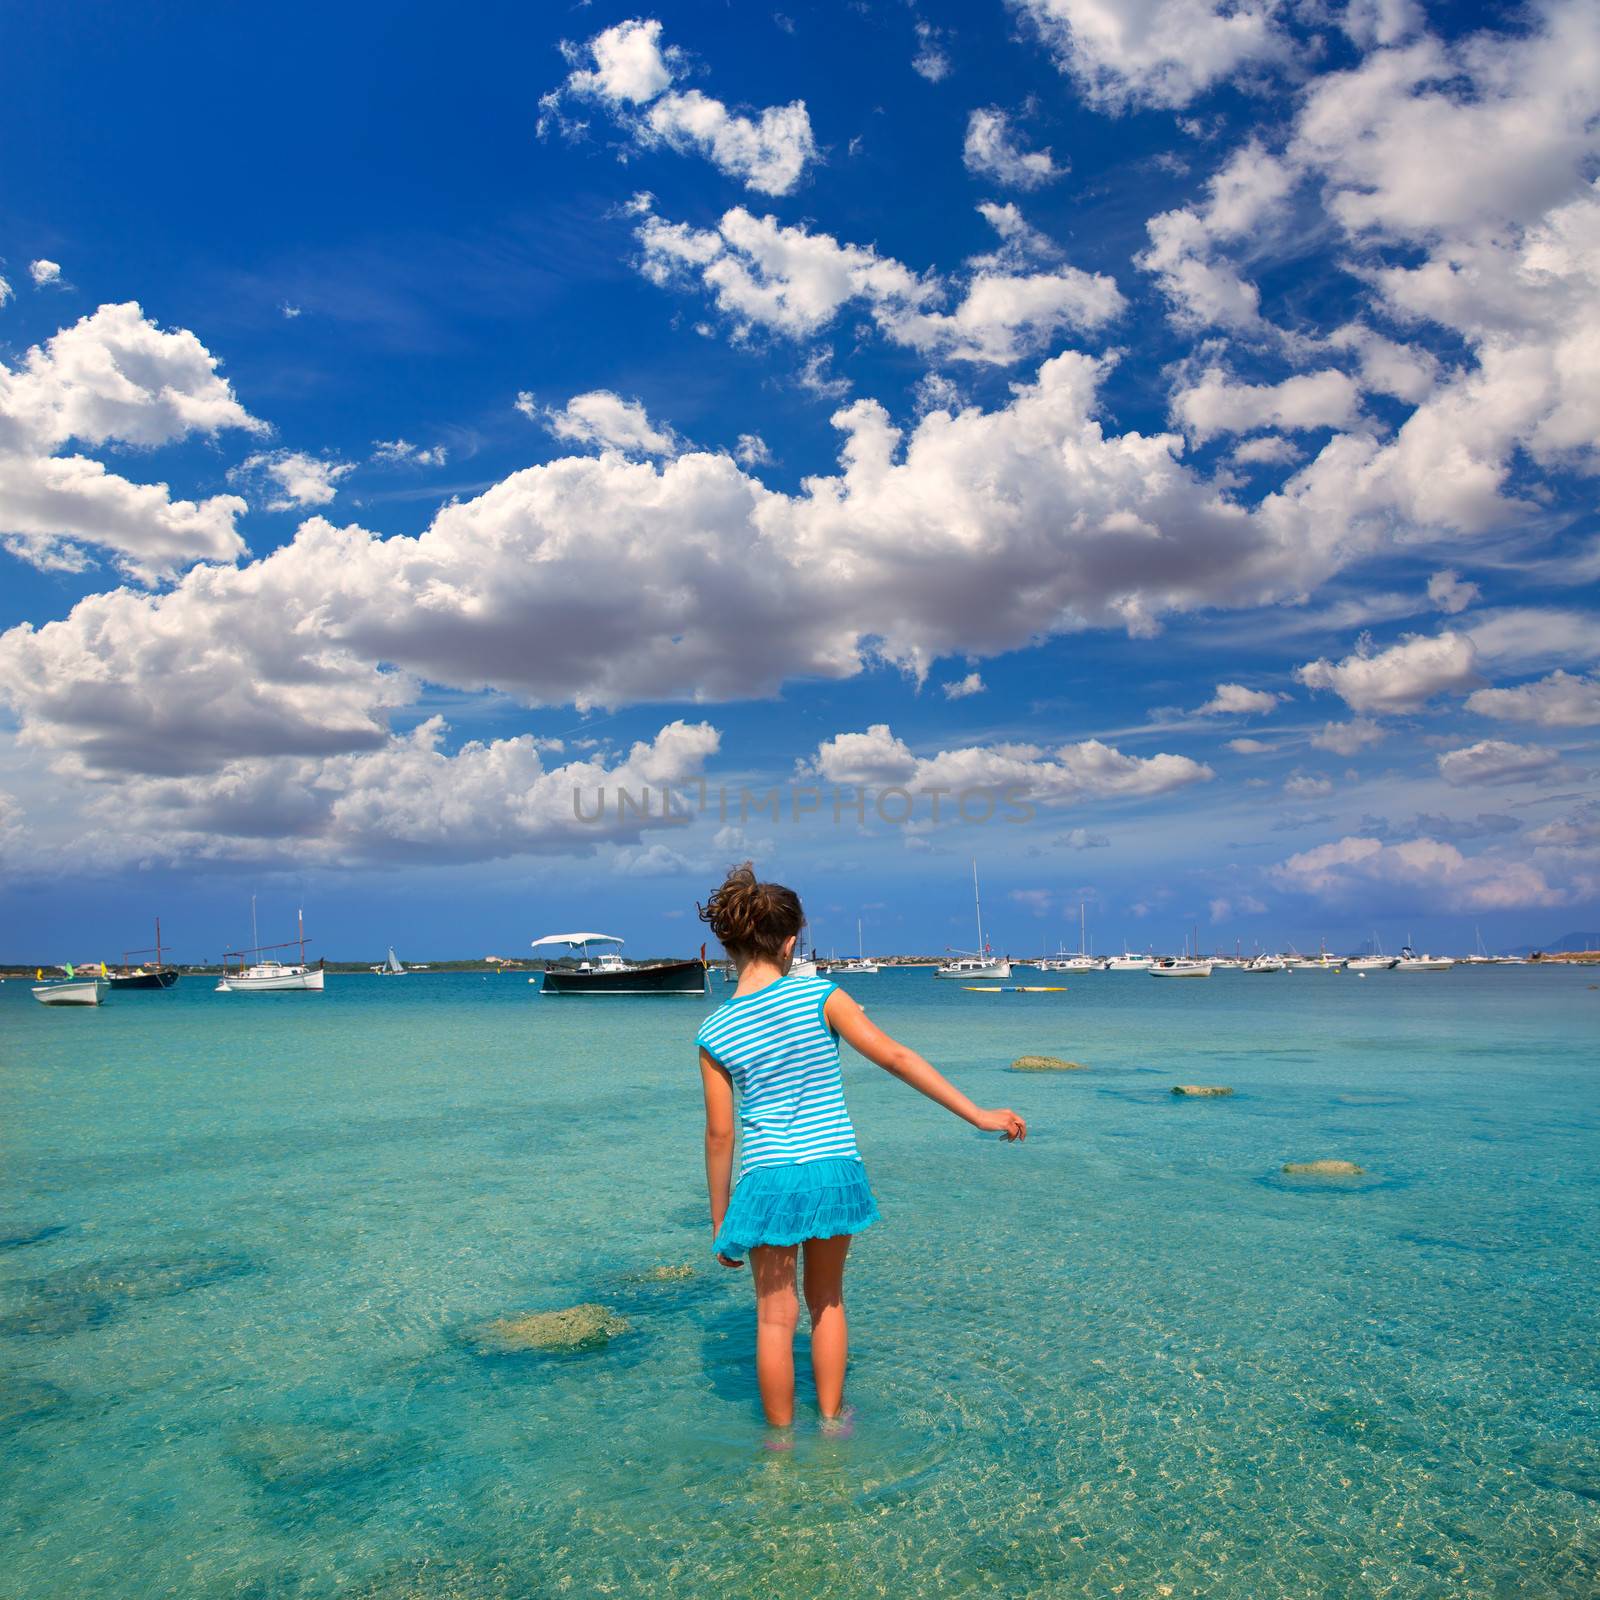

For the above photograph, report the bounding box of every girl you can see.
[696,864,1026,1433]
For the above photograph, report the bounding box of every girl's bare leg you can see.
[749,1244,800,1426]
[801,1233,851,1419]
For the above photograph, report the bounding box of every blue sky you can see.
[1,0,1596,963]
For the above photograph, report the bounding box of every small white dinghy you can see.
[32,977,107,1006]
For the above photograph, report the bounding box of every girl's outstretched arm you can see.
[825,990,1026,1141]
[700,1049,744,1267]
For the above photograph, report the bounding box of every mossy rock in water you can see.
[1010,1055,1088,1072]
[1172,1084,1234,1097]
[636,1264,694,1283]
[1283,1159,1365,1176]
[475,1303,630,1354]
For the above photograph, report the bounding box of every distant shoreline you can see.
[4,952,1597,979]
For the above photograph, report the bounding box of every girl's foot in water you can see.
[763,1425,795,1453]
[819,1405,856,1440]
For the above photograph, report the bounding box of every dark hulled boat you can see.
[107,919,181,990]
[531,932,708,996]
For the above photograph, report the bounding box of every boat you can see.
[1243,955,1287,973]
[372,946,408,976]
[831,919,880,976]
[1395,945,1455,972]
[789,951,821,979]
[107,918,180,990]
[935,863,1011,980]
[1106,952,1155,971]
[1150,958,1213,978]
[1285,942,1345,972]
[1037,903,1103,971]
[32,975,107,1006]
[1346,932,1397,972]
[216,905,325,993]
[532,932,708,995]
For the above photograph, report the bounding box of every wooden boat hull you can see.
[32,979,106,1006]
[541,959,707,996]
[107,968,180,990]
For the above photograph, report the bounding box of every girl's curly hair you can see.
[697,862,804,961]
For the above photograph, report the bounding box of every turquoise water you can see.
[2,966,1597,1598]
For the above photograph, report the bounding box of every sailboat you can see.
[216,903,326,993]
[108,918,180,989]
[1037,902,1103,971]
[832,918,879,975]
[1150,928,1212,977]
[372,946,408,976]
[1347,932,1398,972]
[935,863,1011,979]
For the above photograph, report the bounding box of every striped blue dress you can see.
[697,973,880,1256]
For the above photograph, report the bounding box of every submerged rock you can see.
[1010,1055,1088,1072]
[0,1251,254,1338]
[1283,1159,1365,1176]
[475,1303,631,1354]
[635,1264,694,1283]
[1172,1085,1234,1097]
[231,1422,401,1495]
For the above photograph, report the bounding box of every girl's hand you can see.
[974,1107,1027,1141]
[716,1250,745,1269]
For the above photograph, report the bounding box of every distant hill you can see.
[1508,931,1600,957]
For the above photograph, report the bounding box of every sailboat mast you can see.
[298,908,306,966]
[251,895,259,955]
[972,860,985,953]
[155,916,162,969]
[1080,900,1086,958]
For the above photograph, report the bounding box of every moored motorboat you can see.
[533,932,708,995]
[1243,955,1287,973]
[1346,955,1398,971]
[1151,958,1213,978]
[1106,952,1155,971]
[1395,945,1455,972]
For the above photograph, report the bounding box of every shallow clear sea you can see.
[2,965,1597,1599]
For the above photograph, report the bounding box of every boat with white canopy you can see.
[532,933,708,995]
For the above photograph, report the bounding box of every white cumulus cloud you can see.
[550,17,818,195]
[636,200,1123,366]
[1011,0,1290,111]
[0,301,264,581]
[1296,631,1479,714]
[1436,739,1568,788]
[1271,833,1566,909]
[963,109,1066,189]
[541,391,680,457]
[29,259,63,287]
[1464,670,1600,728]
[234,450,356,512]
[1195,682,1280,716]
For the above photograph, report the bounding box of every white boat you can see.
[1395,945,1455,972]
[1286,944,1345,972]
[935,862,1011,980]
[789,953,821,979]
[372,946,408,976]
[216,904,325,993]
[1106,952,1155,971]
[1243,955,1287,973]
[217,960,326,993]
[32,977,107,1006]
[1150,958,1212,978]
[832,918,880,975]
[1347,932,1396,972]
[1037,903,1103,971]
